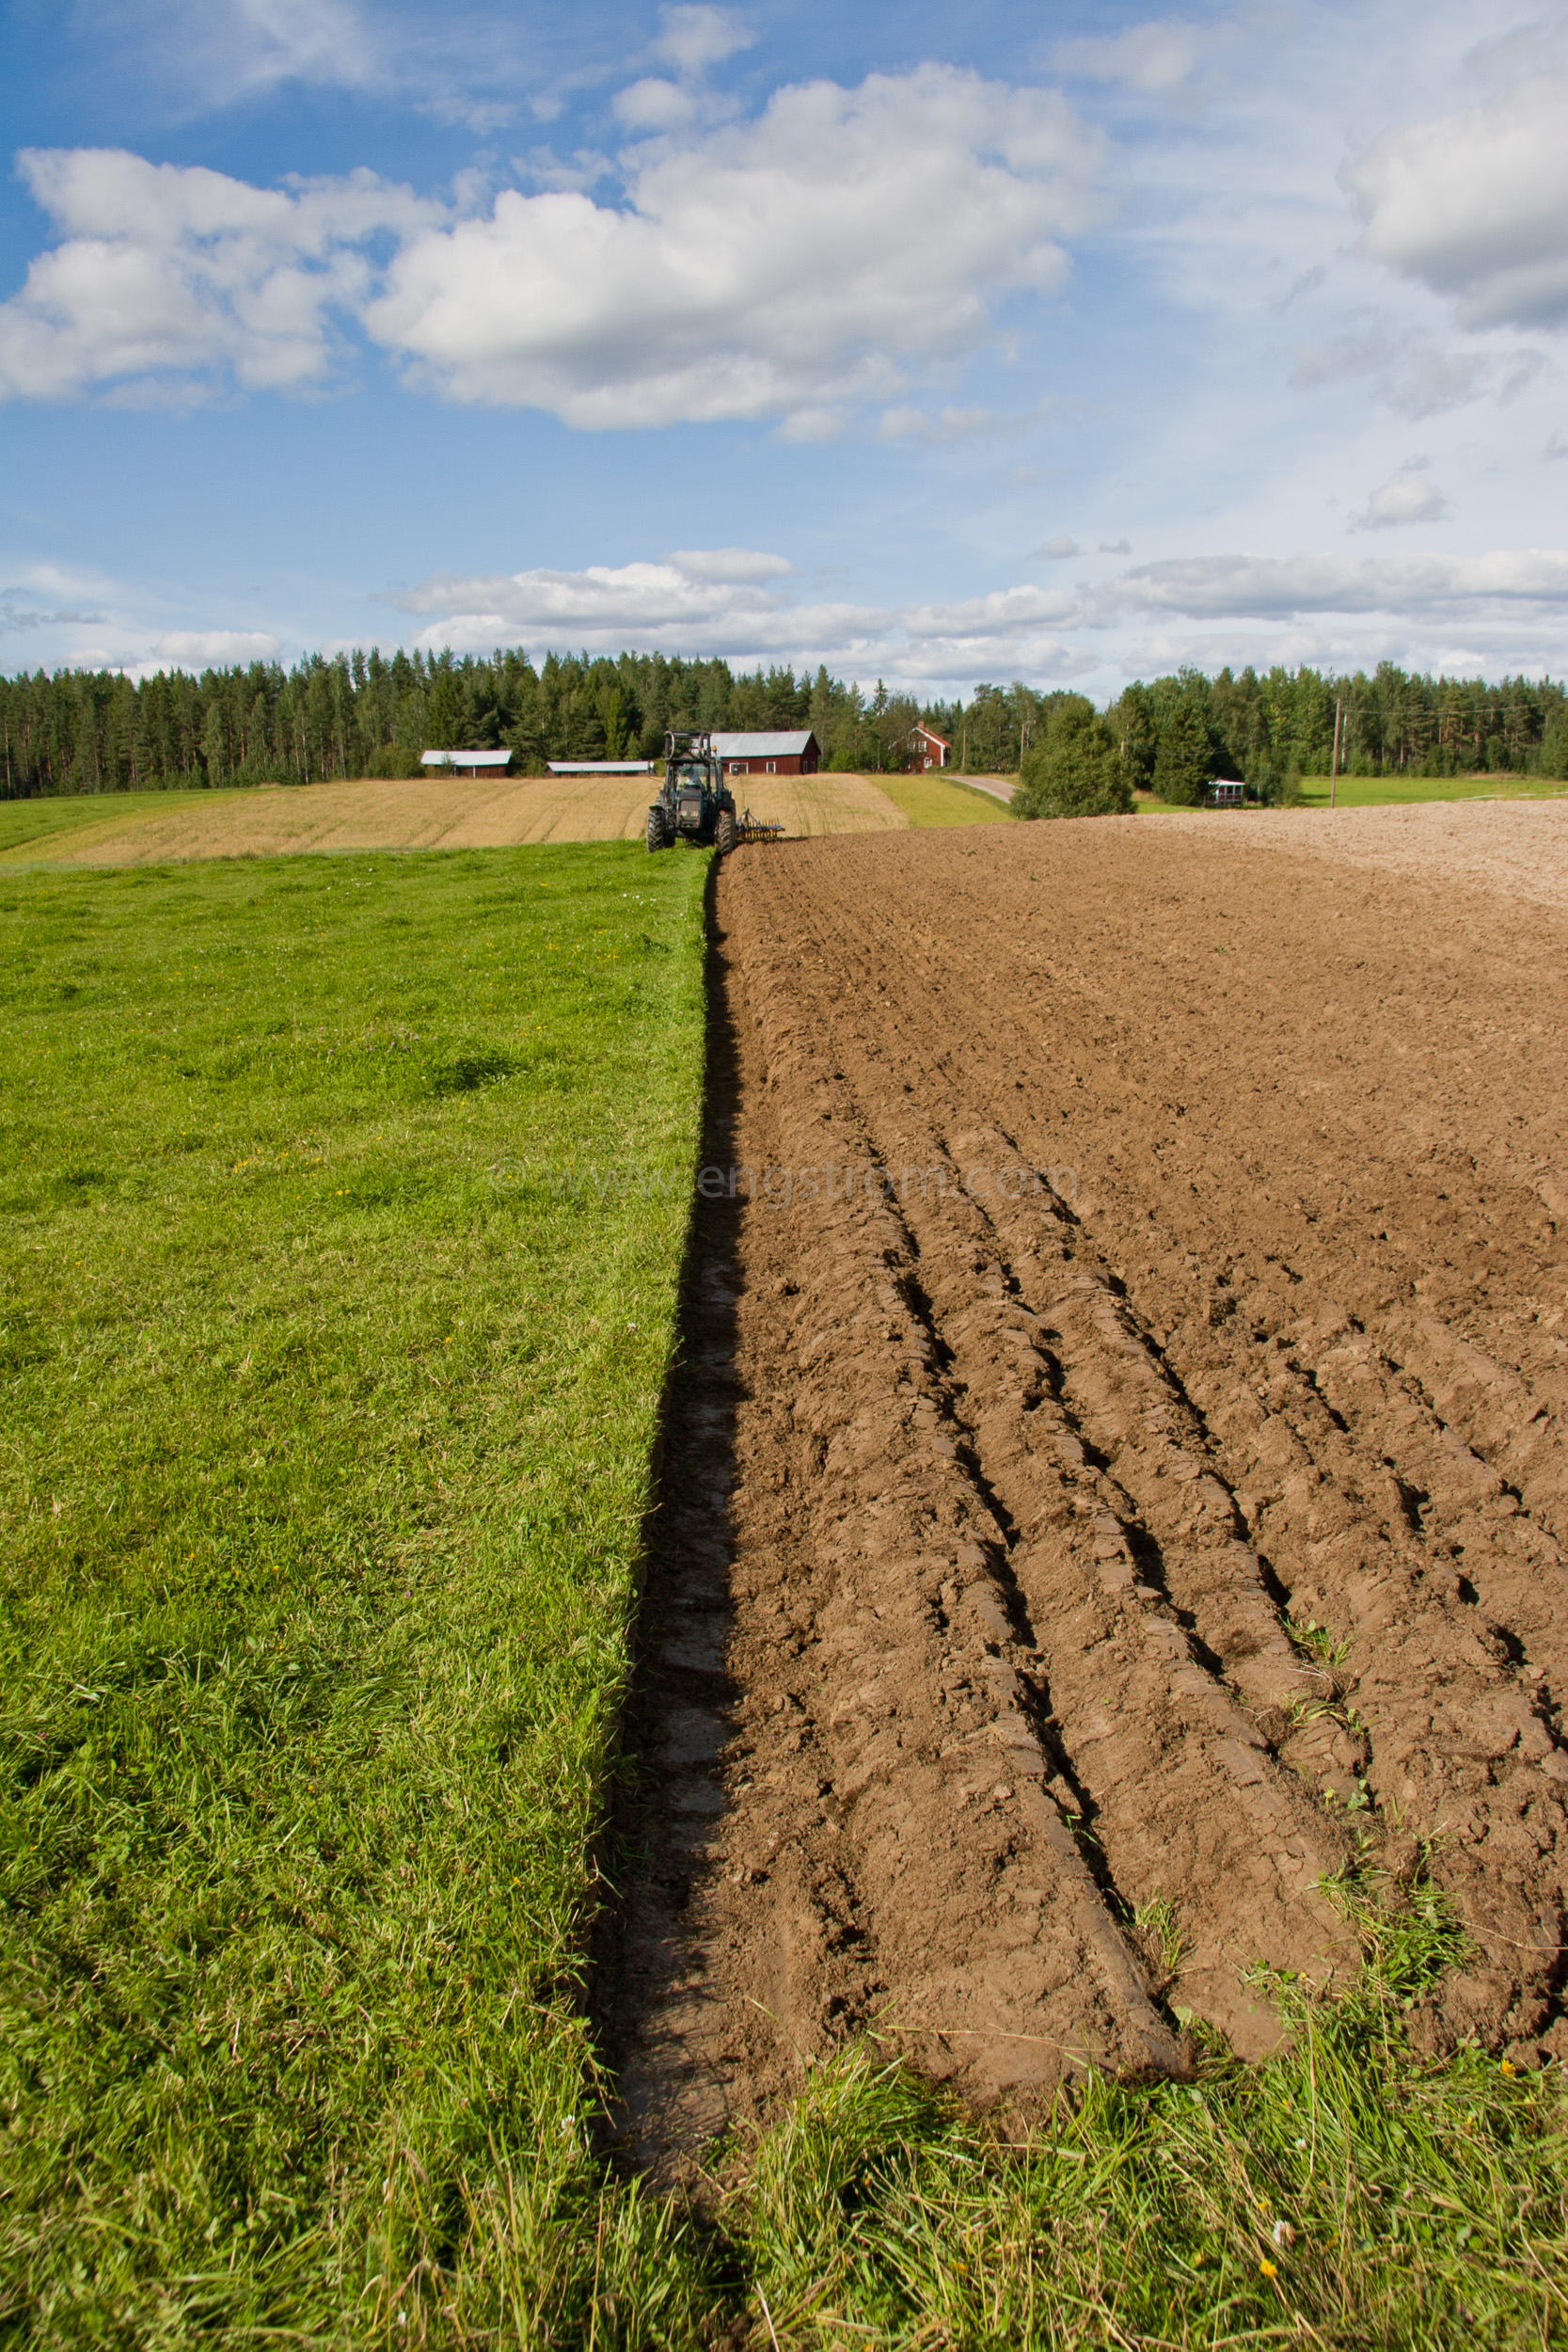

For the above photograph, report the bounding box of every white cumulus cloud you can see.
[652,5,754,73]
[1349,461,1449,532]
[0,149,439,403]
[1,66,1104,428]
[611,79,703,131]
[388,552,794,648]
[146,628,283,668]
[363,66,1107,428]
[61,627,286,679]
[664,547,792,582]
[1346,72,1568,331]
[384,544,1101,687]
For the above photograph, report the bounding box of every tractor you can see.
[646,729,737,855]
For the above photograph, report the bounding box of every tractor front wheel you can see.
[715,808,737,855]
[646,803,669,852]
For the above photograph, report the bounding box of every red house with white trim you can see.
[903,723,951,771]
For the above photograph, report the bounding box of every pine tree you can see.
[1152,697,1212,804]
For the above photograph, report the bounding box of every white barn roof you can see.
[420,747,512,769]
[709,731,816,757]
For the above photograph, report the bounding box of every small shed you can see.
[709,730,820,778]
[1206,779,1245,808]
[421,748,513,777]
[904,723,951,771]
[546,759,656,774]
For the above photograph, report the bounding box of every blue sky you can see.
[1,0,1564,694]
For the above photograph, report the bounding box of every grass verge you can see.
[707,1859,1568,2348]
[0,841,711,2343]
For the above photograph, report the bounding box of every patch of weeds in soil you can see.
[1315,1838,1474,1994]
[709,1869,1567,2348]
[1134,1893,1184,1982]
[1288,1613,1354,1671]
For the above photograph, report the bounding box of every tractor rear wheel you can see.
[715,808,737,855]
[646,803,668,852]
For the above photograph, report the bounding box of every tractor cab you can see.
[647,729,737,854]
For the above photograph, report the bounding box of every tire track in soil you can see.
[602,824,1568,2173]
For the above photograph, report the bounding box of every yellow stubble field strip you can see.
[20,770,918,865]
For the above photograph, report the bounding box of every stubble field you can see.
[0,768,982,867]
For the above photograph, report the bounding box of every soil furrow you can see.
[754,1047,1367,2049]
[605,818,1568,2165]
[722,833,1568,2052]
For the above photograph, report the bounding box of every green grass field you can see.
[3,840,1565,2347]
[0,843,711,2342]
[1294,773,1568,808]
[1136,774,1568,814]
[879,773,1012,826]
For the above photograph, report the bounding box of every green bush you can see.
[1015,695,1134,819]
[363,741,424,779]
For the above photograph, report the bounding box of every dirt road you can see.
[606,803,1568,2169]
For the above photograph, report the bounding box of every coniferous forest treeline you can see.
[1,644,1565,801]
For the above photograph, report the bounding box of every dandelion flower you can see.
[1259,2258,1278,2279]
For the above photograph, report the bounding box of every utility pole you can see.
[1330,693,1343,809]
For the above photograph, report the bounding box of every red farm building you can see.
[903,723,951,771]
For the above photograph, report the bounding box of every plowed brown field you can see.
[605,803,1568,2172]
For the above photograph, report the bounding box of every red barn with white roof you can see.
[710,730,820,777]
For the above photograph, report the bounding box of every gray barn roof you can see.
[709,731,816,757]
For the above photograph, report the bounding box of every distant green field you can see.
[880,772,1012,826]
[1294,772,1567,808]
[0,843,708,2342]
[1137,775,1568,814]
